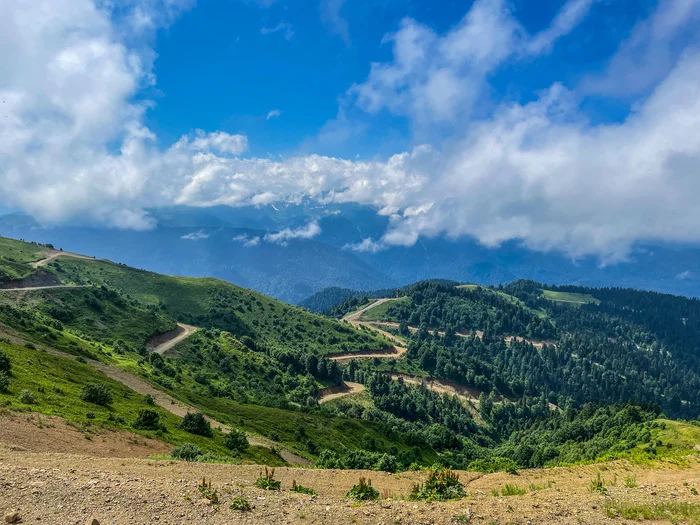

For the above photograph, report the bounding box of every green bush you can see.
[0,371,9,392]
[0,349,10,374]
[230,497,251,511]
[347,478,380,501]
[133,409,162,431]
[170,443,204,461]
[410,468,465,501]
[180,412,213,437]
[81,383,113,406]
[500,483,527,496]
[224,429,249,453]
[291,480,317,495]
[19,389,36,404]
[255,467,281,491]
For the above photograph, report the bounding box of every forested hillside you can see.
[2,235,700,476]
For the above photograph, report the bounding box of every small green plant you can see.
[346,477,380,502]
[19,389,36,404]
[230,497,251,511]
[255,467,281,491]
[500,484,527,497]
[624,476,638,488]
[81,382,113,406]
[0,371,10,392]
[170,443,204,461]
[410,468,466,501]
[692,487,698,495]
[198,477,219,503]
[452,513,472,524]
[144,394,155,405]
[589,473,607,495]
[133,409,163,430]
[606,500,700,521]
[291,480,317,495]
[224,429,249,453]
[491,488,500,497]
[180,412,213,437]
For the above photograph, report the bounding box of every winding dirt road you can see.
[150,323,197,355]
[318,381,365,403]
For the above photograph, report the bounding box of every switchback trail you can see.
[318,381,365,403]
[0,285,87,292]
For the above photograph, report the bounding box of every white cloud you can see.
[266,109,282,120]
[526,0,600,55]
[3,0,700,264]
[678,270,693,280]
[233,233,261,247]
[264,221,322,245]
[344,238,386,253]
[181,230,210,240]
[582,0,700,96]
[260,22,294,40]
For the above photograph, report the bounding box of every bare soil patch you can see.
[0,413,171,458]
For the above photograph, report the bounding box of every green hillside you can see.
[48,256,389,356]
[2,235,700,475]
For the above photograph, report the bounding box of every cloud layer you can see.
[2,0,700,262]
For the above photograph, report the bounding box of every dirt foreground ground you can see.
[2,419,700,525]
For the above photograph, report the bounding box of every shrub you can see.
[81,383,113,406]
[589,473,608,495]
[500,484,527,496]
[347,477,380,502]
[133,409,162,431]
[224,429,249,453]
[410,468,465,501]
[24,342,36,350]
[144,394,155,405]
[171,443,204,461]
[19,389,36,404]
[230,497,251,511]
[0,371,10,392]
[291,480,317,495]
[198,477,219,503]
[0,349,10,374]
[255,467,281,491]
[180,412,213,437]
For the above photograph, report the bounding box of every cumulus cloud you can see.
[181,230,210,240]
[2,0,700,264]
[260,22,294,40]
[266,109,282,120]
[264,221,322,245]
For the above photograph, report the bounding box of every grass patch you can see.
[542,290,600,305]
[500,484,527,497]
[606,500,700,523]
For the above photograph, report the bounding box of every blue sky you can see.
[1,0,700,261]
[147,0,655,157]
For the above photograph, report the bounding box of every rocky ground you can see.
[2,418,700,524]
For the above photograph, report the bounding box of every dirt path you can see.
[330,299,408,364]
[0,284,87,292]
[1,449,698,524]
[30,249,97,268]
[150,323,197,355]
[318,382,365,403]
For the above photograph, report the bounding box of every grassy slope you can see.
[0,237,42,282]
[543,290,600,305]
[0,237,436,463]
[0,339,283,465]
[359,297,410,322]
[50,256,389,356]
[0,287,177,350]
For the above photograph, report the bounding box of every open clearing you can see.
[2,444,700,524]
